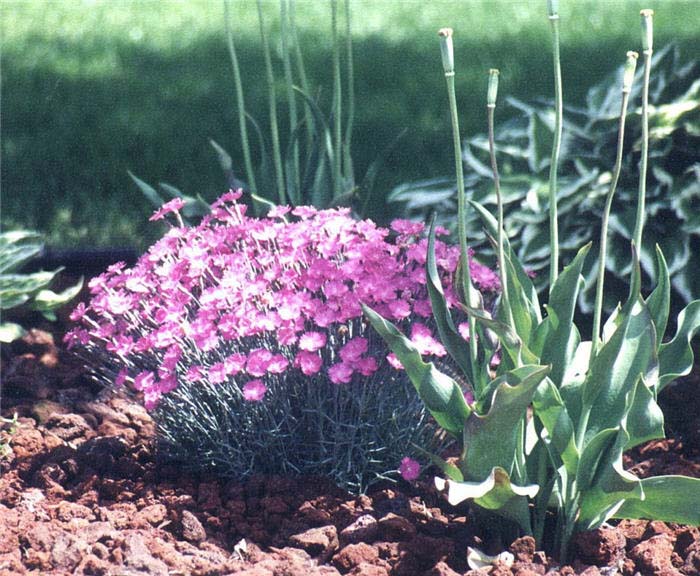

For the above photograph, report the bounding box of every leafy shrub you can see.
[0,230,82,343]
[390,44,700,312]
[367,12,700,561]
[67,191,498,493]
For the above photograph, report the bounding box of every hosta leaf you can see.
[426,220,474,385]
[0,241,43,274]
[0,321,27,343]
[435,467,538,532]
[582,298,657,442]
[614,476,700,525]
[532,378,579,475]
[463,365,550,480]
[31,279,83,313]
[362,304,471,436]
[658,300,700,390]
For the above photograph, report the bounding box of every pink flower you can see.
[224,353,247,376]
[186,365,205,382]
[295,351,323,375]
[339,337,368,363]
[390,219,424,236]
[399,457,421,481]
[134,371,155,391]
[243,379,267,401]
[410,323,446,357]
[69,302,87,322]
[387,353,403,370]
[299,331,327,352]
[246,348,274,377]
[149,198,186,222]
[267,354,289,374]
[458,322,470,341]
[328,362,354,384]
[115,369,128,387]
[209,362,227,384]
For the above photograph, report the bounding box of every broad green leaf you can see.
[31,279,83,312]
[463,365,550,480]
[532,378,579,475]
[0,241,43,274]
[582,298,657,441]
[576,427,619,492]
[501,249,539,349]
[435,467,538,532]
[624,377,664,451]
[645,246,670,347]
[0,321,26,343]
[540,243,591,387]
[614,476,700,525]
[658,300,700,390]
[362,304,471,436]
[128,171,163,209]
[426,220,474,385]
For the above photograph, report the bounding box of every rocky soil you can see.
[1,327,699,576]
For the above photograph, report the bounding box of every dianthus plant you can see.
[66,190,499,492]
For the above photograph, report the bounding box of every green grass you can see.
[3,0,699,249]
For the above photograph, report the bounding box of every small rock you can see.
[181,510,206,542]
[348,563,389,576]
[332,542,379,571]
[298,500,333,525]
[630,534,676,575]
[289,525,339,559]
[579,567,601,576]
[45,413,95,443]
[377,513,416,541]
[573,527,626,566]
[123,533,169,576]
[510,536,537,563]
[424,561,463,576]
[136,504,167,526]
[340,514,379,545]
[31,400,70,425]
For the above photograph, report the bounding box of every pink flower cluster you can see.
[66,190,498,410]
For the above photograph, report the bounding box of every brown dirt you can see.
[1,327,699,576]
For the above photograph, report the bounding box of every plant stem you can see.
[289,0,314,148]
[343,0,355,186]
[280,0,301,201]
[439,28,478,377]
[486,69,514,332]
[633,10,654,270]
[331,0,343,200]
[590,52,638,362]
[547,4,563,290]
[223,0,258,198]
[257,0,286,205]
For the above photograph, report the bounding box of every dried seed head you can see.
[487,69,500,108]
[640,9,654,53]
[438,28,455,75]
[623,51,639,93]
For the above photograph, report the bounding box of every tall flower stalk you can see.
[438,28,478,377]
[547,0,563,289]
[280,0,301,199]
[223,0,257,198]
[486,68,514,331]
[257,0,286,204]
[289,0,314,149]
[633,9,654,268]
[331,0,343,199]
[343,0,355,185]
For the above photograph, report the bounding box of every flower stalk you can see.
[280,0,301,200]
[439,27,478,373]
[223,0,258,198]
[486,68,514,331]
[343,0,355,185]
[289,0,314,148]
[257,0,286,204]
[633,9,654,268]
[547,0,563,290]
[331,0,343,200]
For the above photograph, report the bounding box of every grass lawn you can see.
[3,0,699,248]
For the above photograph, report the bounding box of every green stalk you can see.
[331,0,343,200]
[486,68,515,332]
[343,0,355,185]
[590,52,639,363]
[439,28,478,376]
[547,0,563,290]
[633,10,654,268]
[280,0,300,200]
[257,0,286,204]
[289,0,314,148]
[223,0,258,198]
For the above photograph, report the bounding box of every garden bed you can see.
[1,326,699,576]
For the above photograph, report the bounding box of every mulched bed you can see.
[1,327,699,576]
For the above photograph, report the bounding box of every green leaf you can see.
[426,219,475,385]
[413,446,464,482]
[645,246,670,346]
[540,243,591,387]
[463,365,550,480]
[658,300,700,390]
[0,322,26,343]
[435,467,538,532]
[532,378,579,475]
[362,304,471,436]
[128,171,163,209]
[614,476,700,525]
[209,138,233,171]
[31,278,83,312]
[624,377,665,451]
[0,239,43,274]
[582,298,657,442]
[576,427,619,492]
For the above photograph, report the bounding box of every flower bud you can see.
[640,9,654,53]
[438,28,454,75]
[487,69,500,107]
[623,51,639,93]
[547,0,559,17]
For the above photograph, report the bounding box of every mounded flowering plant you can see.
[67,189,499,493]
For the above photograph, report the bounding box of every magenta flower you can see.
[243,379,267,401]
[299,331,327,352]
[246,348,274,377]
[149,198,186,222]
[328,362,354,384]
[399,457,421,481]
[295,351,323,375]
